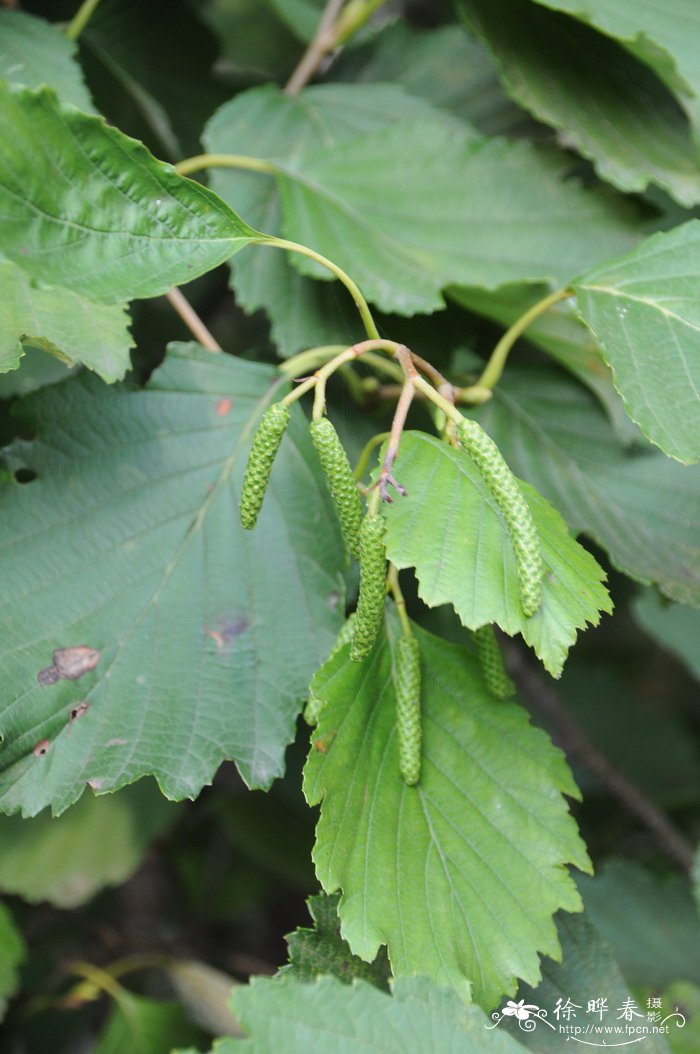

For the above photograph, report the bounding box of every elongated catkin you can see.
[240,403,290,530]
[310,417,363,559]
[395,635,421,785]
[350,515,387,661]
[472,625,514,698]
[458,419,543,617]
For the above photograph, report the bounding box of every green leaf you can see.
[94,992,205,1054]
[304,617,590,1008]
[0,84,258,305]
[331,21,529,137]
[0,260,132,383]
[460,0,700,206]
[278,120,642,315]
[80,0,226,161]
[0,781,178,907]
[633,590,700,681]
[213,975,532,1053]
[0,901,25,1023]
[503,913,672,1053]
[280,892,391,990]
[382,432,611,677]
[449,283,641,444]
[474,366,700,607]
[203,83,452,355]
[0,344,345,816]
[529,0,700,131]
[574,220,700,463]
[0,9,94,111]
[578,860,700,988]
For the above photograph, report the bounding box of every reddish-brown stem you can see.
[165,288,221,352]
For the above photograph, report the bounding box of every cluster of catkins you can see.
[239,401,542,786]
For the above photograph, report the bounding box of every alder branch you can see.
[165,287,222,352]
[284,0,345,96]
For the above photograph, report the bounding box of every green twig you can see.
[280,346,347,377]
[65,0,102,39]
[478,287,573,390]
[334,0,389,45]
[353,432,390,480]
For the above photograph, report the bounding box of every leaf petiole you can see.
[477,286,573,389]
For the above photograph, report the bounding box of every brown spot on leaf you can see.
[69,701,90,723]
[33,739,51,757]
[38,646,101,685]
[204,618,248,650]
[215,398,233,416]
[313,731,336,754]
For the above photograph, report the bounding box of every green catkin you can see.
[240,403,290,530]
[395,635,421,786]
[303,614,357,726]
[472,625,515,699]
[350,514,387,661]
[457,419,543,617]
[309,417,364,559]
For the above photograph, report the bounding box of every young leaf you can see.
[473,367,700,606]
[0,261,132,383]
[0,782,178,907]
[381,432,611,677]
[279,121,642,315]
[0,84,259,304]
[0,901,25,1023]
[280,892,391,990]
[460,0,700,206]
[204,83,453,355]
[304,618,591,1008]
[0,344,345,816]
[633,590,700,681]
[0,9,95,110]
[210,975,532,1053]
[574,220,700,463]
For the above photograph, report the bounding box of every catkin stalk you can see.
[472,625,514,698]
[395,635,421,785]
[310,417,363,559]
[458,419,543,617]
[350,514,387,661]
[240,403,290,530]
